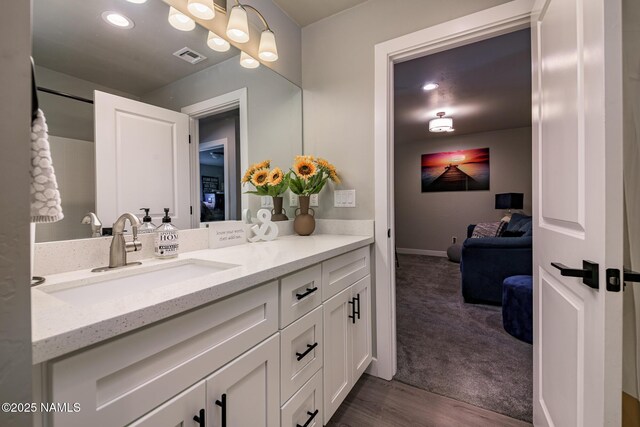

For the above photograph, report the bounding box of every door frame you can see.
[199,138,231,221]
[372,0,535,380]
[182,88,248,228]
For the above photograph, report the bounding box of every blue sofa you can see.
[460,214,533,305]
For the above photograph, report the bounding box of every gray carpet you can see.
[394,254,533,422]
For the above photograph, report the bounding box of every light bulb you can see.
[258,29,278,62]
[187,0,215,20]
[207,31,231,52]
[168,7,195,31]
[226,5,250,43]
[102,11,134,29]
[240,51,260,69]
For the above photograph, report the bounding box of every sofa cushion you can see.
[471,221,502,238]
[506,213,532,233]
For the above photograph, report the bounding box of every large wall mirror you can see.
[33,0,302,242]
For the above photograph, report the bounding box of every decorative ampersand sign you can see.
[248,209,279,242]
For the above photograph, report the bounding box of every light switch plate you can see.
[289,192,299,207]
[334,189,356,208]
[310,194,319,206]
[261,196,273,208]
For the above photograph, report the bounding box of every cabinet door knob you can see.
[296,286,318,300]
[296,409,319,427]
[295,342,318,361]
[193,408,205,427]
[215,393,227,427]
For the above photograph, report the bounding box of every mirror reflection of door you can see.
[198,109,241,224]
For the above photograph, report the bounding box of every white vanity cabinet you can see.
[37,244,372,427]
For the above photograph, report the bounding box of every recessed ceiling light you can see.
[102,11,134,29]
[422,82,439,91]
[126,0,147,3]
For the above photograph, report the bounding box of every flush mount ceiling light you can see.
[126,0,147,3]
[168,6,196,31]
[422,82,439,91]
[102,11,134,29]
[226,1,279,62]
[207,31,231,52]
[187,0,215,20]
[240,51,260,69]
[429,112,454,133]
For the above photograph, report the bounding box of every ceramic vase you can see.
[271,196,288,221]
[294,195,315,236]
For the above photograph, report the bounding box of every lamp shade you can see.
[258,29,278,62]
[240,51,260,69]
[168,7,195,31]
[187,0,215,20]
[226,5,250,43]
[207,31,231,52]
[495,193,524,210]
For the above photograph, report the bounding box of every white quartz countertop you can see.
[32,234,373,364]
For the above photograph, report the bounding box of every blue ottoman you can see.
[502,275,533,344]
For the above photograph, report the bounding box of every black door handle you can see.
[625,269,640,283]
[296,409,319,427]
[354,293,361,320]
[348,298,356,324]
[215,393,227,427]
[551,260,599,289]
[296,342,318,361]
[296,287,318,300]
[193,408,205,427]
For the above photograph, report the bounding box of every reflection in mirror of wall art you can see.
[421,148,490,192]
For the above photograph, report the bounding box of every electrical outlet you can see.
[289,192,298,207]
[452,236,457,244]
[261,196,273,208]
[334,189,356,208]
[310,194,319,206]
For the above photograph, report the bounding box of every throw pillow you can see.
[471,221,502,238]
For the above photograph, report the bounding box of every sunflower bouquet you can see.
[288,155,340,196]
[241,160,289,197]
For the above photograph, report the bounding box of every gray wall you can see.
[0,1,32,425]
[394,127,532,253]
[35,65,139,141]
[301,0,511,219]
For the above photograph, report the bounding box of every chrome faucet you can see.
[92,212,142,272]
[81,212,102,237]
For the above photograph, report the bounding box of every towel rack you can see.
[31,57,39,121]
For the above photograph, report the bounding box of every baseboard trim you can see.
[396,248,447,257]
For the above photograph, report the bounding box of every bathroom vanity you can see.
[31,233,373,427]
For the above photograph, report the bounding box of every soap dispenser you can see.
[138,208,157,234]
[154,208,179,258]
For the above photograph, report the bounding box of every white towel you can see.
[30,109,63,223]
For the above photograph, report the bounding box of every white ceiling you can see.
[394,29,532,143]
[33,0,239,96]
[272,0,369,27]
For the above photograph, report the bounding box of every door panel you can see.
[351,276,372,381]
[129,381,205,427]
[532,0,624,424]
[95,91,190,229]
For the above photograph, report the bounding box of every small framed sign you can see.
[202,175,220,193]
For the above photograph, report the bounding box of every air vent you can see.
[173,47,207,64]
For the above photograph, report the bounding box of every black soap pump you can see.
[154,208,179,258]
[138,208,157,234]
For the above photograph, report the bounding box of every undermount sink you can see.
[42,259,239,306]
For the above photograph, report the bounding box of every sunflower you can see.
[267,167,284,186]
[241,168,253,184]
[316,157,332,170]
[294,158,318,180]
[295,155,315,163]
[255,159,271,170]
[329,170,341,184]
[250,168,270,187]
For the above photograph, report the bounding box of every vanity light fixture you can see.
[207,31,231,52]
[422,82,439,91]
[240,51,260,69]
[168,6,196,31]
[187,0,215,20]
[226,1,279,62]
[102,11,134,29]
[429,112,454,133]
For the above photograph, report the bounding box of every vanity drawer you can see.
[280,264,322,328]
[280,306,323,404]
[281,370,323,427]
[321,246,370,301]
[48,281,278,427]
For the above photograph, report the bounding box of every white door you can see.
[129,381,205,427]
[532,0,623,425]
[205,334,279,427]
[351,276,372,381]
[94,91,191,229]
[322,286,352,422]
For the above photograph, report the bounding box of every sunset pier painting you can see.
[421,148,490,192]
